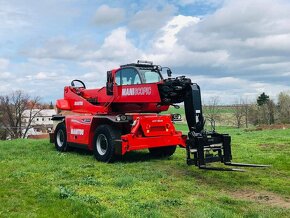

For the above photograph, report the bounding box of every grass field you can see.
[163,106,236,126]
[0,125,290,217]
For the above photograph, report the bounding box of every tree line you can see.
[1,90,290,140]
[206,91,290,128]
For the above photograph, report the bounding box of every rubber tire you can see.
[93,125,121,163]
[54,122,69,152]
[149,145,177,157]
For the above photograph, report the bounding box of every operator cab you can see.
[116,61,163,85]
[106,60,172,96]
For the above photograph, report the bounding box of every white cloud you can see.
[143,15,229,67]
[0,58,9,70]
[0,72,14,80]
[282,72,290,76]
[177,0,224,6]
[0,2,31,30]
[129,5,176,31]
[34,72,58,80]
[2,0,290,104]
[85,27,141,63]
[23,37,86,60]
[244,34,290,53]
[22,37,102,62]
[154,15,199,50]
[93,5,125,26]
[188,75,290,103]
[146,0,290,83]
[24,27,140,64]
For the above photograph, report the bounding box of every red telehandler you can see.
[52,61,267,171]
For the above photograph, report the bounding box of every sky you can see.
[1,0,290,104]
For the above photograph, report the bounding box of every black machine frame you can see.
[183,83,269,171]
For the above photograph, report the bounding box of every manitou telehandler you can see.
[52,61,267,171]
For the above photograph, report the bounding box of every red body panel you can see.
[114,83,161,103]
[65,115,93,145]
[57,87,110,114]
[64,114,186,155]
[121,133,185,154]
[56,69,167,114]
[120,114,186,154]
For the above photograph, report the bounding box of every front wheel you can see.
[93,125,120,163]
[54,122,69,152]
[149,145,177,157]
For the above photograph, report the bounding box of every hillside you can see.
[0,126,289,217]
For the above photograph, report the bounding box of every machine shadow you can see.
[116,151,172,163]
[68,147,169,163]
[68,147,93,156]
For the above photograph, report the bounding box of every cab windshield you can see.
[139,69,162,83]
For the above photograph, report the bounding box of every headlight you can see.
[172,113,182,121]
[115,115,132,122]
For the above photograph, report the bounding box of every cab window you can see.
[115,68,141,85]
[140,70,161,83]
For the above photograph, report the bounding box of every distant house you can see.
[22,109,56,137]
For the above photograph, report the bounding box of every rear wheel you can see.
[54,122,69,152]
[93,125,121,163]
[149,145,177,157]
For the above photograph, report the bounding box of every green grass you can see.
[0,125,290,217]
[164,106,234,116]
[163,106,236,126]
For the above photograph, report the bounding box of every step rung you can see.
[209,143,222,148]
[190,146,222,153]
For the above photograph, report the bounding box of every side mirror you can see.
[167,69,172,78]
[106,71,113,95]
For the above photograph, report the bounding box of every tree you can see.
[22,97,43,138]
[0,91,42,139]
[248,104,259,125]
[277,92,290,123]
[257,92,269,106]
[49,101,54,109]
[205,96,220,123]
[232,99,244,128]
[241,98,250,128]
[267,100,275,124]
[256,92,275,125]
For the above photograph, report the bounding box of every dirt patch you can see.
[27,134,49,139]
[230,190,290,209]
[259,144,289,149]
[245,124,290,132]
[258,124,290,130]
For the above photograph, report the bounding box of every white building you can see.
[22,109,56,136]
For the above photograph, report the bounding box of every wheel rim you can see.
[56,129,64,147]
[96,134,108,156]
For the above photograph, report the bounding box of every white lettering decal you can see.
[152,120,164,123]
[74,101,83,106]
[71,129,84,135]
[122,87,152,96]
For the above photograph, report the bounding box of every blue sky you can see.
[1,0,290,104]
